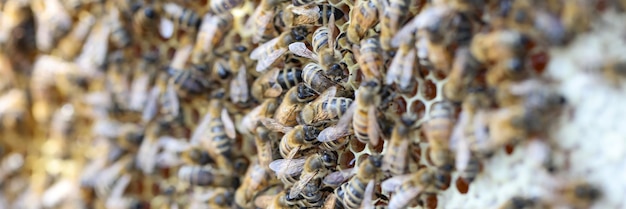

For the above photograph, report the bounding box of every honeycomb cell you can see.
[368,140,384,153]
[409,100,426,121]
[339,150,356,169]
[529,51,549,74]
[422,79,437,100]
[455,177,470,194]
[422,193,438,209]
[350,138,366,153]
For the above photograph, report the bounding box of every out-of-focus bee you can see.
[131,4,161,44]
[379,0,411,51]
[251,27,309,72]
[383,114,417,176]
[302,62,348,94]
[277,125,322,159]
[255,189,302,209]
[108,7,131,49]
[191,13,233,64]
[51,12,94,61]
[347,0,379,43]
[209,0,244,15]
[191,188,235,209]
[600,59,626,88]
[241,98,279,133]
[470,30,530,87]
[279,4,345,28]
[558,181,601,209]
[423,101,455,171]
[115,123,144,152]
[497,196,548,209]
[354,38,384,81]
[162,2,201,33]
[382,168,449,209]
[386,37,418,94]
[0,89,32,140]
[333,155,383,209]
[247,2,277,44]
[235,162,275,208]
[169,45,211,98]
[181,146,215,166]
[190,99,236,160]
[353,80,383,146]
[288,13,344,77]
[274,83,319,126]
[230,65,250,104]
[298,86,354,126]
[321,135,351,151]
[443,47,482,102]
[288,151,338,199]
[104,174,150,209]
[177,165,238,187]
[31,0,72,52]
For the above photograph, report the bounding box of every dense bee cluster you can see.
[1,0,626,208]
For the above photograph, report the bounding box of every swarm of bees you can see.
[0,0,625,208]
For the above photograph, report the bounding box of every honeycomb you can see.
[0,0,625,209]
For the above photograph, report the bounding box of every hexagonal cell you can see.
[339,150,356,170]
[409,99,427,121]
[368,140,384,153]
[455,177,470,194]
[350,138,366,153]
[422,79,438,101]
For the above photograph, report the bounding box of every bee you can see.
[191,13,233,64]
[279,4,345,28]
[192,188,235,209]
[53,12,95,61]
[290,151,338,198]
[298,86,354,126]
[31,0,72,52]
[235,162,275,208]
[386,37,418,94]
[383,114,417,176]
[379,0,411,51]
[247,2,277,44]
[297,178,325,207]
[353,80,383,146]
[382,168,445,209]
[254,126,280,170]
[498,196,547,209]
[177,165,238,187]
[251,27,309,73]
[251,66,304,101]
[302,62,347,95]
[230,65,250,104]
[354,38,384,81]
[190,99,237,160]
[288,13,343,76]
[274,83,319,126]
[334,155,383,209]
[209,0,244,15]
[115,123,144,152]
[255,189,302,209]
[347,0,379,43]
[320,135,351,151]
[278,125,322,159]
[241,98,279,134]
[181,146,214,166]
[108,7,131,49]
[559,181,601,209]
[161,2,201,33]
[423,102,456,172]
[131,5,161,44]
[443,47,482,102]
[600,59,626,88]
[0,89,32,140]
[470,30,530,87]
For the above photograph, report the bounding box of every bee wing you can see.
[391,16,419,47]
[386,48,405,85]
[260,118,293,133]
[388,186,424,209]
[255,47,288,73]
[137,137,159,174]
[381,174,412,193]
[399,48,417,88]
[310,85,338,105]
[368,106,381,146]
[360,180,376,209]
[328,13,336,52]
[452,111,470,172]
[323,168,355,186]
[383,139,410,172]
[230,66,249,103]
[141,87,160,123]
[164,82,180,117]
[190,112,212,145]
[289,42,317,60]
[249,164,267,190]
[269,158,306,176]
[241,103,266,133]
[250,9,274,44]
[289,171,318,199]
[318,102,356,142]
[221,108,236,139]
[251,36,279,60]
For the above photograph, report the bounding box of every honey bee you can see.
[209,0,244,15]
[161,2,201,33]
[53,12,95,61]
[241,98,279,133]
[423,101,456,171]
[382,168,448,209]
[254,126,280,170]
[251,67,303,101]
[354,38,384,81]
[347,0,380,43]
[177,165,238,187]
[353,80,383,146]
[302,62,348,94]
[190,99,237,160]
[297,178,325,207]
[192,188,235,209]
[383,114,417,176]
[470,30,530,87]
[379,0,412,51]
[255,189,302,209]
[235,162,275,208]
[559,181,601,209]
[247,2,277,44]
[280,4,345,28]
[131,5,161,44]
[386,39,418,94]
[191,13,233,64]
[31,0,72,52]
[251,27,309,72]
[108,7,131,49]
[230,65,250,104]
[274,83,319,126]
[115,123,144,152]
[181,146,215,166]
[298,86,354,126]
[288,13,343,76]
[289,151,337,198]
[278,125,322,159]
[334,155,383,209]
[443,47,482,102]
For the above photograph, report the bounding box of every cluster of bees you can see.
[0,0,624,208]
